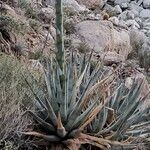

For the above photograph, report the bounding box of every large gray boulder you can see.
[74,20,132,62]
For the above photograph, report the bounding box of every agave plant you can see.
[23,49,117,147]
[23,52,150,150]
[88,81,150,149]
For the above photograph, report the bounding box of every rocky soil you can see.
[0,0,150,106]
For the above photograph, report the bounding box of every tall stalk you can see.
[55,0,64,71]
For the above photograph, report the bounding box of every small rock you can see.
[114,0,130,6]
[140,9,150,19]
[87,13,101,20]
[114,5,122,14]
[65,0,88,12]
[108,16,119,25]
[127,11,135,19]
[137,0,143,6]
[143,22,150,30]
[100,51,125,65]
[119,20,128,29]
[104,4,122,16]
[140,29,148,34]
[118,10,135,21]
[121,3,128,9]
[129,2,143,14]
[135,17,142,26]
[143,0,150,9]
[126,20,140,29]
[146,30,150,38]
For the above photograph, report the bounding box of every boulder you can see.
[143,0,150,9]
[104,4,122,16]
[75,20,131,61]
[140,9,150,19]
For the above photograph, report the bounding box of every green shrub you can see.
[0,15,26,34]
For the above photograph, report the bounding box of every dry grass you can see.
[0,53,43,148]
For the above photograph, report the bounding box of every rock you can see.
[75,20,131,60]
[135,17,142,26]
[108,0,115,2]
[76,0,107,9]
[114,0,130,6]
[127,11,135,19]
[118,20,128,29]
[108,16,119,25]
[143,21,150,30]
[146,30,150,38]
[87,13,101,20]
[129,2,143,15]
[104,4,122,16]
[139,9,150,19]
[137,0,143,6]
[100,51,124,65]
[118,10,135,21]
[103,4,115,16]
[121,3,128,9]
[143,0,150,9]
[140,29,148,34]
[126,20,140,29]
[114,5,122,14]
[38,7,55,23]
[138,40,150,71]
[63,0,88,12]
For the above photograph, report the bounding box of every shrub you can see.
[0,54,43,148]
[18,0,38,19]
